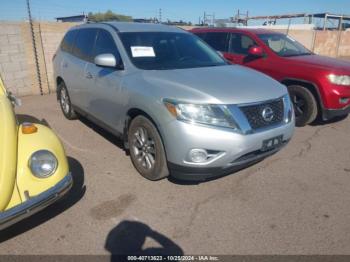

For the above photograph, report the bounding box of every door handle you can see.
[86,72,93,79]
[63,62,68,68]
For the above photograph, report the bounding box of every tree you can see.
[88,10,132,22]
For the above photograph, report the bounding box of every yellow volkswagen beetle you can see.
[0,76,72,230]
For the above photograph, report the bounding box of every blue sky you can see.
[1,0,350,23]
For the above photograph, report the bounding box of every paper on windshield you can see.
[131,46,155,57]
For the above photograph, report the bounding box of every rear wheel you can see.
[128,116,169,180]
[288,85,318,127]
[58,81,77,120]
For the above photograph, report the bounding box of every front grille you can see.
[240,99,284,129]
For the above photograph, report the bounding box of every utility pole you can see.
[159,8,162,23]
[26,0,43,95]
[203,12,215,26]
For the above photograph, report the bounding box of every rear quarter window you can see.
[60,30,78,53]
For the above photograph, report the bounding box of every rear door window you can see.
[72,28,98,62]
[195,33,206,41]
[60,30,77,54]
[202,32,229,52]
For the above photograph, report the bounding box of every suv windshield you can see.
[258,33,313,57]
[119,32,227,70]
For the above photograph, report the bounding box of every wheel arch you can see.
[123,108,163,150]
[281,78,324,110]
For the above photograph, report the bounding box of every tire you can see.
[128,115,169,180]
[58,81,77,120]
[288,85,318,127]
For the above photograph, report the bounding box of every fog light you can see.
[339,98,349,104]
[189,149,208,163]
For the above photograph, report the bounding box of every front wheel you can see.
[128,116,169,181]
[58,82,77,120]
[288,85,318,127]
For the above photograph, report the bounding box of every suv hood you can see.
[287,55,350,72]
[141,65,287,105]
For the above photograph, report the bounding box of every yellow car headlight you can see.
[29,150,58,178]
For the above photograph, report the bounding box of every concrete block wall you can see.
[1,21,350,97]
[0,23,32,96]
[288,30,315,50]
[338,31,350,58]
[39,22,77,93]
[313,31,340,58]
[0,21,77,97]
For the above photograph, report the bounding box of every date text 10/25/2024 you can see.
[127,256,220,261]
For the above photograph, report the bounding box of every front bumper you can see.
[322,104,350,120]
[321,81,350,119]
[0,173,73,230]
[168,139,289,180]
[162,119,294,180]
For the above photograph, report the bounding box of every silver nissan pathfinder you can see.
[53,22,294,181]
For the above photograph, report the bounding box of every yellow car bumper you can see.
[0,173,72,230]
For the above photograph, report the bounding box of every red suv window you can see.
[197,32,229,52]
[229,33,257,55]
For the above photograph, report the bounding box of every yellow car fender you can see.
[0,77,5,96]
[16,124,69,201]
[0,96,17,211]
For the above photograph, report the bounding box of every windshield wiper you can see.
[284,53,313,57]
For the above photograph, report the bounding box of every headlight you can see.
[29,150,58,178]
[283,94,294,123]
[327,74,350,86]
[164,99,238,129]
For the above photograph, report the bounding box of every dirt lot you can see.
[0,94,350,255]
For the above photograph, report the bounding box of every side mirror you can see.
[248,46,264,57]
[94,53,118,68]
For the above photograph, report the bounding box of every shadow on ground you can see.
[105,220,183,260]
[0,157,86,243]
[78,115,126,152]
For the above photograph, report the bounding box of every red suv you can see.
[191,28,350,126]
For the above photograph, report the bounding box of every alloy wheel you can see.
[60,88,70,114]
[291,94,305,117]
[131,127,156,170]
